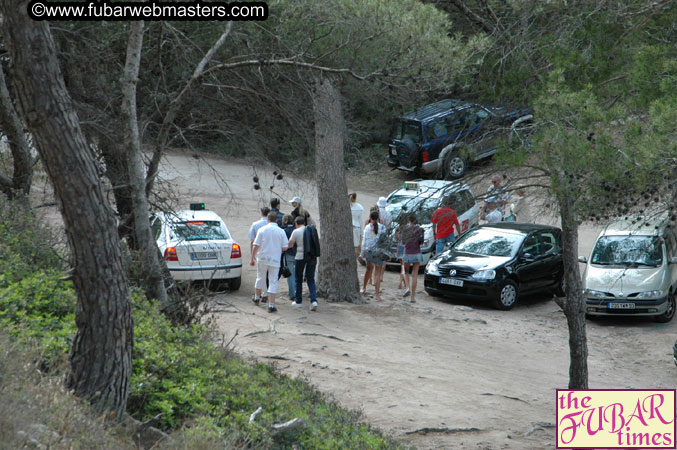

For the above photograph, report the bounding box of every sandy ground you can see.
[151,151,676,449]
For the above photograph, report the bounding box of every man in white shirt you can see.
[250,211,288,313]
[248,206,271,301]
[248,207,271,254]
[485,200,503,224]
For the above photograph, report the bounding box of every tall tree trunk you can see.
[559,194,588,389]
[98,139,136,243]
[0,61,33,199]
[1,1,133,419]
[312,77,362,303]
[121,21,169,308]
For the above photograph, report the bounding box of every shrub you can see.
[0,199,402,448]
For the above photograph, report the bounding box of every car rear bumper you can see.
[169,263,242,281]
[585,296,670,317]
[387,155,418,172]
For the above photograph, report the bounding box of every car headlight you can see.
[584,289,607,299]
[426,259,441,276]
[423,238,432,248]
[636,290,664,299]
[471,269,496,280]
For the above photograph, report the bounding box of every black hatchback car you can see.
[424,223,564,310]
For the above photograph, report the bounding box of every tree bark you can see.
[1,1,133,419]
[0,61,33,199]
[312,77,362,303]
[121,21,169,308]
[559,194,588,389]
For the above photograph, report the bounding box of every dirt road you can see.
[159,151,677,449]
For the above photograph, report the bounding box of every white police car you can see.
[385,180,480,266]
[151,203,242,290]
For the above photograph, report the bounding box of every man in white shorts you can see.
[250,211,289,312]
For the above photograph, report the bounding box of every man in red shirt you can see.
[431,197,462,254]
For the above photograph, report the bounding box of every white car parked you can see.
[151,203,242,290]
[384,180,480,266]
[580,215,676,322]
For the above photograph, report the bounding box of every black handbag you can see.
[280,256,292,278]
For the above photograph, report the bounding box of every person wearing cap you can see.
[290,196,312,225]
[270,197,283,227]
[377,197,392,228]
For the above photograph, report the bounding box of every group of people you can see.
[249,178,529,312]
[248,196,318,313]
[350,193,428,303]
[482,175,529,224]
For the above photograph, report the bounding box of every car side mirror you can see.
[578,256,588,263]
[522,252,534,261]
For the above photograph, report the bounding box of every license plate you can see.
[440,277,463,287]
[191,252,217,260]
[608,302,635,309]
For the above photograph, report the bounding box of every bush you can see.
[0,198,403,449]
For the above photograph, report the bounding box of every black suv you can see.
[386,99,532,179]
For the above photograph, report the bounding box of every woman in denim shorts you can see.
[400,214,424,303]
[361,210,387,301]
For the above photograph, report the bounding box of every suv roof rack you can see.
[403,99,468,121]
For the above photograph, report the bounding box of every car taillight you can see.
[231,243,241,258]
[421,151,430,162]
[164,247,178,261]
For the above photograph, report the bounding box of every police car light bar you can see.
[189,203,206,211]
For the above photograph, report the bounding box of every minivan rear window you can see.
[591,235,663,266]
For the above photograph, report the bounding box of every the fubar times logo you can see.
[556,389,676,448]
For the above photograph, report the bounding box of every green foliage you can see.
[128,299,396,447]
[0,201,65,286]
[0,200,401,448]
[0,270,76,366]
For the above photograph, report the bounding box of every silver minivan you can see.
[579,216,677,322]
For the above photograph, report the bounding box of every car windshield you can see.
[171,220,230,241]
[453,228,524,257]
[387,194,441,223]
[590,235,663,266]
[390,119,422,144]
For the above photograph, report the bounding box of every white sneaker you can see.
[291,302,302,309]
[310,301,318,311]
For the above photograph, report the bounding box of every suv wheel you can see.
[654,291,675,323]
[444,151,467,179]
